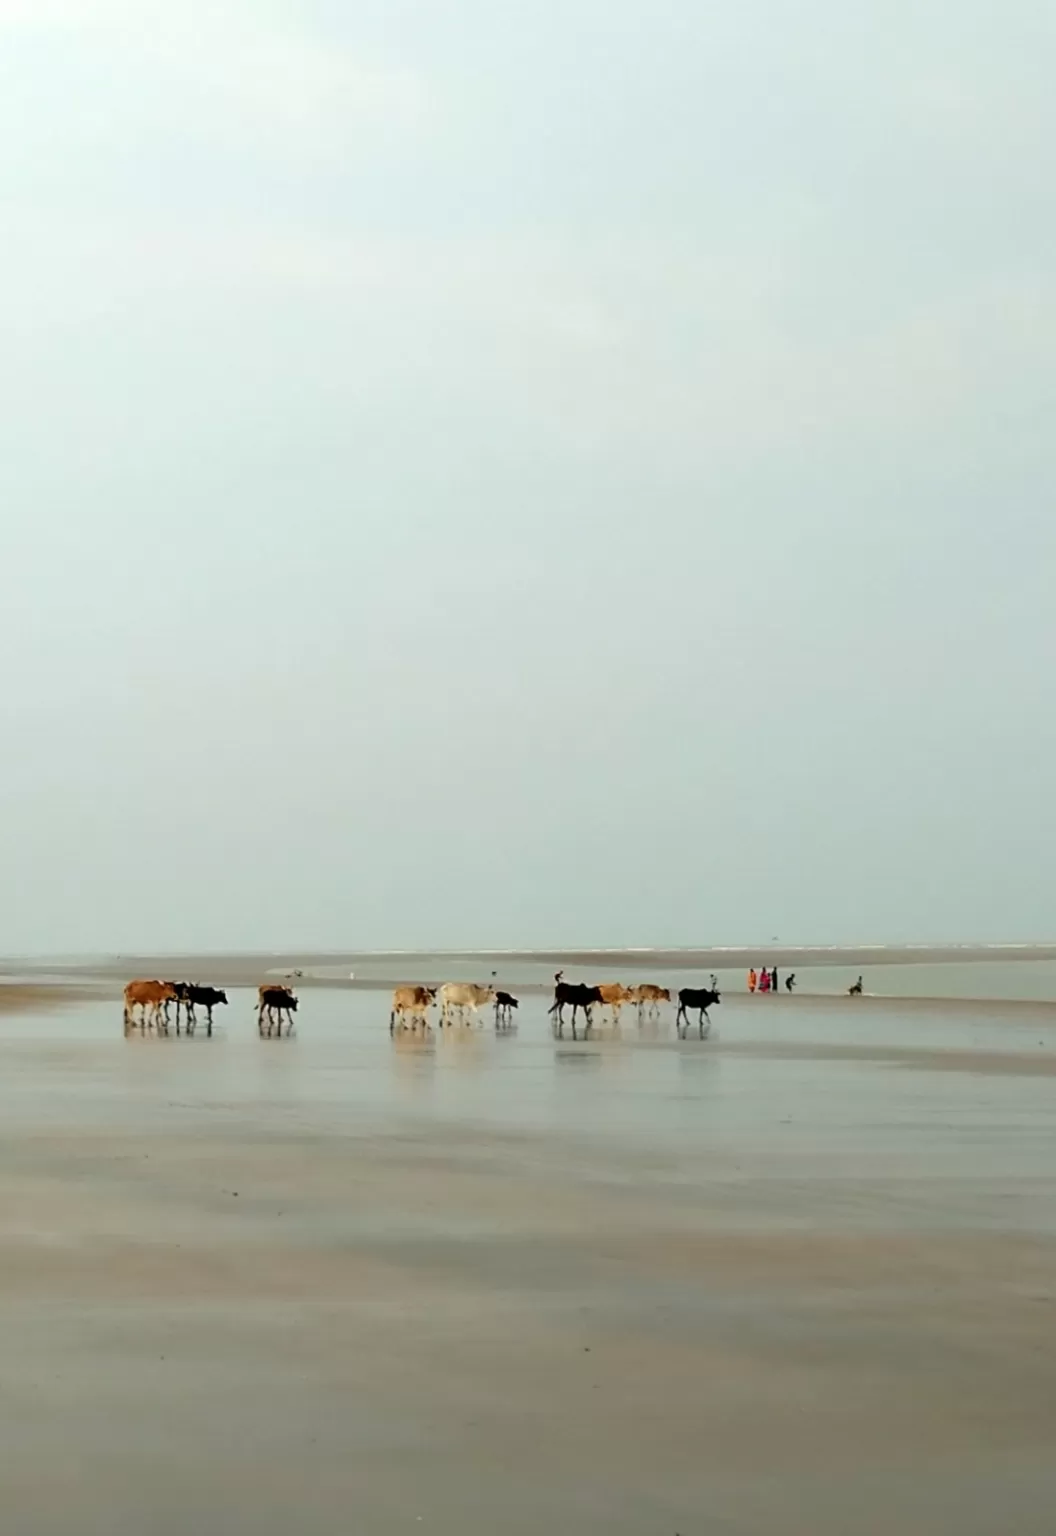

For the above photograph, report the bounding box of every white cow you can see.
[438,982,495,1027]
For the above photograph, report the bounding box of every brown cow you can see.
[633,984,671,1023]
[123,979,177,1034]
[390,985,437,1033]
[596,982,636,1026]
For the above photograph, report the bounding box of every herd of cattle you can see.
[122,979,298,1037]
[121,976,721,1041]
[390,979,722,1038]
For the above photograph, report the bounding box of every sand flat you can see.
[1,985,1055,1532]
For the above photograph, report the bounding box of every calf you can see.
[493,990,519,1028]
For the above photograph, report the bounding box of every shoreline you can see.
[6,941,1056,978]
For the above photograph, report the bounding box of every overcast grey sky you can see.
[0,0,1052,954]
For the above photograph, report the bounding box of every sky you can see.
[0,0,1053,954]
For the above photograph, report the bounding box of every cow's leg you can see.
[206,1005,213,1038]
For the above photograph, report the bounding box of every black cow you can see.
[166,981,193,1035]
[494,990,519,1028]
[186,984,228,1036]
[549,982,602,1040]
[258,985,298,1037]
[168,982,228,1036]
[675,986,721,1038]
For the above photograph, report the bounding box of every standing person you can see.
[785,973,796,993]
[748,967,757,994]
[759,967,771,994]
[771,967,779,994]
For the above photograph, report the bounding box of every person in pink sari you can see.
[759,966,771,994]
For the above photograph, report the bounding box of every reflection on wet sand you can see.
[0,984,1055,1532]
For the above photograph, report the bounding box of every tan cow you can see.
[123,979,177,1034]
[390,985,436,1033]
[596,982,636,1026]
[633,984,671,1023]
[438,982,495,1027]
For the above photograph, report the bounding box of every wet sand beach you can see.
[1,972,1056,1533]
